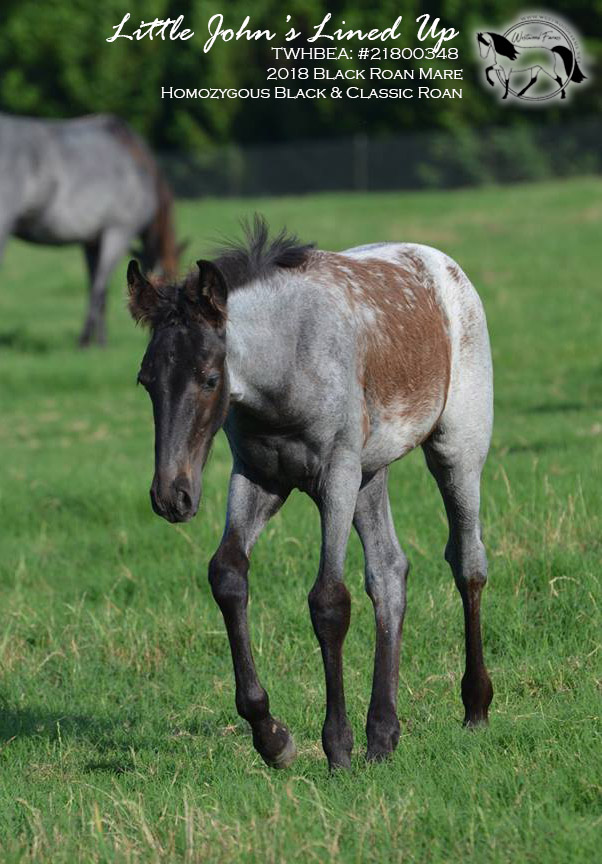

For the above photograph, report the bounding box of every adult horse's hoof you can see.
[262,733,297,769]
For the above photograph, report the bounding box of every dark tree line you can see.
[0,0,599,152]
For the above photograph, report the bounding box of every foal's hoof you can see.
[366,749,391,763]
[262,733,297,770]
[366,739,398,763]
[328,751,352,772]
[366,714,400,762]
[254,720,297,769]
[463,711,489,728]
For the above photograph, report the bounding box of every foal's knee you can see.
[365,549,408,617]
[208,538,249,614]
[308,579,351,643]
[445,533,488,591]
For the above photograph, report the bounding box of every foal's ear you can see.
[127,260,157,325]
[197,260,228,323]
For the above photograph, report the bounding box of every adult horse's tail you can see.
[552,45,587,83]
[104,116,180,278]
[142,167,180,279]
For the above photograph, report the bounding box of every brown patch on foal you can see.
[320,252,451,425]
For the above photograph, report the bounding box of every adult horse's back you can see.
[0,113,179,345]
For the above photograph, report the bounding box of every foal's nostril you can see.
[172,478,193,516]
[176,485,192,513]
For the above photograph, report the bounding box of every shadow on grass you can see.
[0,327,76,354]
[505,441,566,455]
[493,440,567,456]
[527,401,602,414]
[0,705,229,769]
[0,706,116,744]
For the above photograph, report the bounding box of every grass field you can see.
[0,177,600,862]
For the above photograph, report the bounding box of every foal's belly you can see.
[226,425,324,492]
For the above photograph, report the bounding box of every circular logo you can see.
[476,14,587,104]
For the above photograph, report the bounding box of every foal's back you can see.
[311,242,491,472]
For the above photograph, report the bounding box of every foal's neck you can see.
[225,280,290,408]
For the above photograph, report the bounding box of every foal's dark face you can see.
[128,259,229,523]
[139,322,228,522]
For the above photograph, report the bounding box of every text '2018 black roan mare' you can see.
[128,218,494,770]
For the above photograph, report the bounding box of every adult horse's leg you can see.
[353,468,408,761]
[554,74,567,98]
[81,240,100,342]
[0,221,12,263]
[79,228,129,347]
[209,465,296,768]
[423,437,493,726]
[309,449,362,770]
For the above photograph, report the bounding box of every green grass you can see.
[0,178,600,862]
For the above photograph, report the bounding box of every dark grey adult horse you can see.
[128,218,494,771]
[0,113,180,345]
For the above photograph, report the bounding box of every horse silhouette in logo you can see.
[477,32,586,100]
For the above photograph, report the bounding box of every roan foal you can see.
[128,217,494,770]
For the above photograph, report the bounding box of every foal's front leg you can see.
[209,466,295,768]
[309,450,362,770]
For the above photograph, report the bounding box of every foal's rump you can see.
[326,242,491,470]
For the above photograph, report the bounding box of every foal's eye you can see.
[204,372,220,391]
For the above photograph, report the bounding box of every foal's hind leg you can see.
[209,464,296,768]
[423,429,493,725]
[354,468,408,761]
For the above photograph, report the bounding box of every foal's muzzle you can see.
[150,474,198,523]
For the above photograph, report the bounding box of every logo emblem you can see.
[476,13,587,103]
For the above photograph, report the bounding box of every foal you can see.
[128,218,494,770]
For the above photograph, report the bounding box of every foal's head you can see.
[128,259,229,523]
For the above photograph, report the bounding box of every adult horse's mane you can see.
[213,215,315,291]
[486,31,520,60]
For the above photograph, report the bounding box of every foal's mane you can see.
[141,216,314,327]
[212,215,315,292]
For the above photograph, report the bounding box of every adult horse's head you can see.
[127,259,229,523]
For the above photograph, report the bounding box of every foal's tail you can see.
[552,45,587,83]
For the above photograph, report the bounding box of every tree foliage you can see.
[0,0,599,150]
